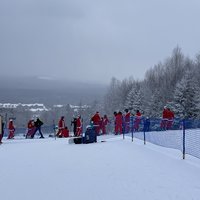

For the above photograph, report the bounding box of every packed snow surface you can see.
[1,135,200,200]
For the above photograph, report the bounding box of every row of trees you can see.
[104,47,200,119]
[2,46,200,128]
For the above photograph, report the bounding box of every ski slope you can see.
[0,135,200,200]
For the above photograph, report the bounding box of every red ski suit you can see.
[134,112,141,131]
[26,120,36,137]
[124,112,131,133]
[115,113,123,134]
[76,117,82,136]
[7,120,15,139]
[166,109,174,129]
[91,112,101,135]
[57,117,65,137]
[101,116,109,134]
[160,108,169,129]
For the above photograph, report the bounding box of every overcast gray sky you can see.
[0,0,200,84]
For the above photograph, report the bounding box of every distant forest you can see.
[1,46,200,128]
[104,46,200,119]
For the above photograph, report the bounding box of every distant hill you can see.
[0,76,107,105]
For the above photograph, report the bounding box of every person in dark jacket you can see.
[0,118,4,144]
[31,117,44,138]
[71,117,77,136]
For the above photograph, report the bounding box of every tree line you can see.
[104,46,200,119]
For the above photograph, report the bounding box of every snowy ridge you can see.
[0,102,90,113]
[0,103,49,111]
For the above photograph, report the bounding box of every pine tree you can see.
[125,84,143,114]
[172,71,199,118]
[147,89,163,118]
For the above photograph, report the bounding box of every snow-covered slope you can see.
[0,135,200,200]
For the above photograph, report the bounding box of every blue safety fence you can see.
[122,117,200,159]
[2,116,200,160]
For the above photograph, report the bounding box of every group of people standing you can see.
[0,106,175,144]
[57,113,110,138]
[56,115,82,138]
[91,112,110,135]
[0,117,45,143]
[113,109,142,135]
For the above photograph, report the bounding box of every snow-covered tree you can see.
[147,89,163,118]
[104,77,121,116]
[172,71,200,118]
[125,84,143,114]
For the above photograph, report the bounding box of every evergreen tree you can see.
[125,84,143,114]
[172,71,199,118]
[147,89,163,118]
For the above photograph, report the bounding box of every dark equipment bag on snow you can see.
[74,137,82,144]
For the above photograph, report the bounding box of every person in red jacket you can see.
[166,108,174,130]
[7,119,15,139]
[124,109,131,133]
[63,127,69,137]
[115,111,123,135]
[101,115,110,134]
[26,119,36,138]
[134,110,142,131]
[57,116,65,137]
[58,126,69,138]
[160,106,169,130]
[76,115,82,136]
[91,112,101,135]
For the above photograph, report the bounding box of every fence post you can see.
[182,119,186,160]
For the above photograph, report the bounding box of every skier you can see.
[115,111,123,135]
[166,108,174,130]
[101,115,110,134]
[124,109,131,133]
[134,110,142,131]
[76,115,82,136]
[160,106,169,130]
[57,116,65,137]
[26,119,36,138]
[71,117,77,136]
[58,126,69,138]
[7,119,15,139]
[32,117,44,138]
[91,112,101,136]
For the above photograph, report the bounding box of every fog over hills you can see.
[0,76,107,105]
